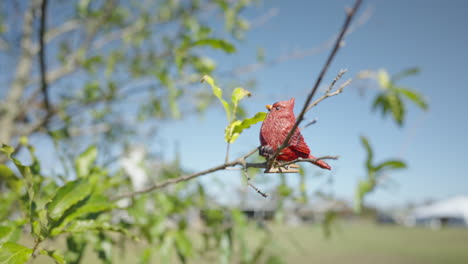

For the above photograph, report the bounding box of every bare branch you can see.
[113,147,260,200]
[0,0,40,143]
[39,0,51,117]
[226,5,372,77]
[265,0,362,172]
[242,169,268,198]
[305,77,352,113]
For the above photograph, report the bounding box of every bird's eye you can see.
[275,106,281,111]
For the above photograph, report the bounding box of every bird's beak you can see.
[266,105,272,111]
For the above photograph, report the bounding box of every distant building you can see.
[409,196,468,228]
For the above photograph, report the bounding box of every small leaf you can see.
[374,160,407,172]
[219,234,231,264]
[54,194,115,232]
[0,144,14,158]
[372,94,390,116]
[0,165,22,193]
[231,87,251,117]
[175,231,192,262]
[0,242,32,264]
[395,87,429,110]
[39,249,65,264]
[360,136,373,172]
[46,179,93,221]
[226,112,266,143]
[64,220,133,239]
[392,67,420,82]
[377,69,391,90]
[201,75,231,121]
[75,146,98,177]
[192,39,236,53]
[0,226,14,244]
[388,93,405,125]
[354,179,375,213]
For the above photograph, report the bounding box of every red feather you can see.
[259,98,331,170]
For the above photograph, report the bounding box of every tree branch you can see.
[39,0,51,117]
[265,0,362,172]
[0,0,40,144]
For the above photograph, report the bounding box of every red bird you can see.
[259,98,331,170]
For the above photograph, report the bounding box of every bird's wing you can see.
[288,130,310,156]
[260,130,267,146]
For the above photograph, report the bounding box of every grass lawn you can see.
[28,222,468,263]
[267,222,468,264]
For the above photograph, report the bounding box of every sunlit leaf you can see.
[201,75,231,121]
[354,179,375,213]
[392,67,420,82]
[0,144,14,158]
[75,146,98,177]
[175,231,192,262]
[192,39,236,53]
[374,160,407,172]
[387,93,404,125]
[225,112,266,143]
[0,242,32,264]
[53,194,115,233]
[46,178,93,221]
[0,226,14,244]
[360,136,373,172]
[395,87,429,110]
[377,69,390,90]
[39,249,65,264]
[231,87,251,116]
[0,165,22,193]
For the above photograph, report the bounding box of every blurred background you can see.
[1,0,467,263]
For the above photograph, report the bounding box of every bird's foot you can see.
[259,145,275,158]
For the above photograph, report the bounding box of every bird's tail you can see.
[308,154,332,170]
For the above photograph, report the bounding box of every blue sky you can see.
[155,0,468,207]
[4,0,467,208]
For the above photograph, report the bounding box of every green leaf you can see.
[387,93,405,125]
[0,226,14,244]
[322,210,337,238]
[0,242,32,264]
[75,146,98,177]
[192,39,236,53]
[225,112,267,143]
[231,87,251,117]
[360,136,373,172]
[175,231,192,262]
[201,75,231,121]
[63,220,134,239]
[0,165,22,193]
[372,94,390,116]
[354,179,375,213]
[377,69,391,90]
[39,249,65,264]
[374,160,407,172]
[219,234,231,264]
[0,144,14,158]
[46,179,93,221]
[395,87,429,110]
[54,194,115,232]
[392,67,420,82]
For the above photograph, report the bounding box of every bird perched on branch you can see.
[259,98,331,170]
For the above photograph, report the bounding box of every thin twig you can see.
[225,142,230,163]
[243,169,268,198]
[305,78,352,113]
[39,0,50,116]
[301,118,318,130]
[114,147,260,200]
[265,0,362,172]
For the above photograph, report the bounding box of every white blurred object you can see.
[120,146,148,191]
